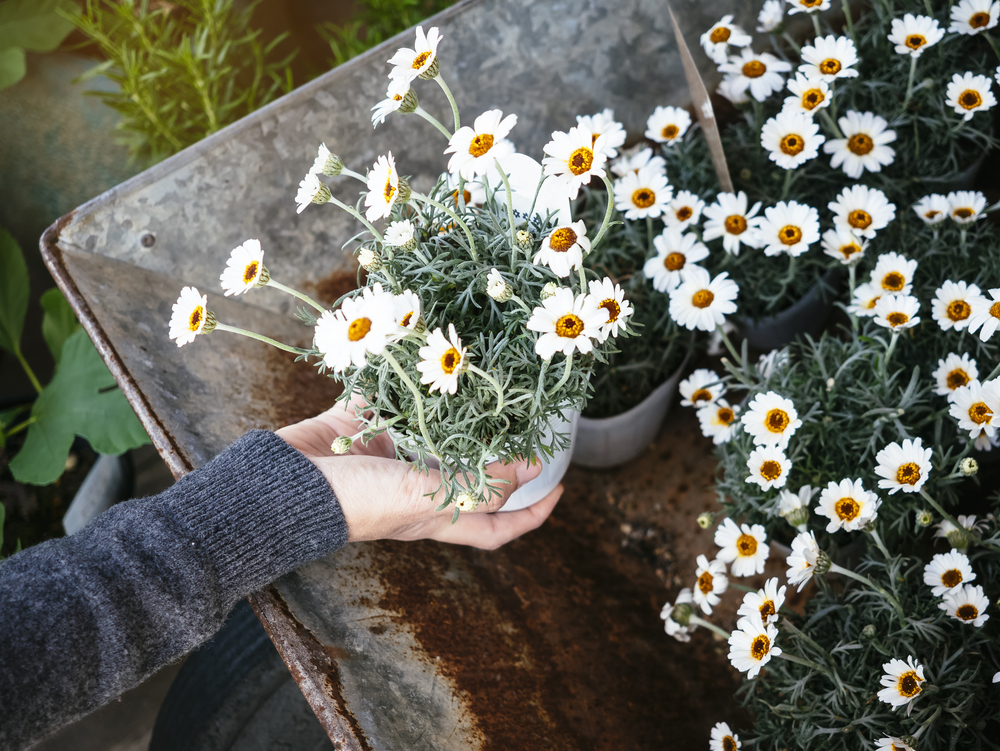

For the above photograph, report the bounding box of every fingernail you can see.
[515,456,542,485]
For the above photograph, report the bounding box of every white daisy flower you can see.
[387,25,442,82]
[533,220,591,278]
[700,15,753,65]
[968,288,1000,341]
[715,517,770,577]
[871,252,917,296]
[948,190,988,224]
[417,324,468,395]
[815,478,881,533]
[587,277,633,340]
[703,191,763,256]
[526,287,608,360]
[661,588,696,642]
[873,293,921,331]
[738,577,786,626]
[680,369,726,407]
[746,445,792,491]
[718,76,751,105]
[823,110,897,179]
[942,585,991,626]
[949,380,1000,438]
[644,105,692,144]
[444,172,489,209]
[949,0,1000,34]
[935,514,986,545]
[364,153,405,222]
[384,219,417,250]
[758,0,784,32]
[168,286,212,347]
[888,14,944,57]
[693,554,729,614]
[371,78,411,127]
[309,143,344,176]
[756,348,790,379]
[644,227,710,292]
[392,289,422,333]
[614,166,673,220]
[786,0,831,13]
[314,293,395,372]
[799,35,860,82]
[874,437,933,495]
[486,268,512,303]
[932,280,982,331]
[220,239,266,296]
[663,190,706,231]
[719,49,792,102]
[946,72,997,121]
[728,613,781,679]
[847,282,882,318]
[541,124,608,200]
[295,172,331,214]
[878,656,926,708]
[786,531,822,591]
[710,722,742,751]
[913,194,950,225]
[923,550,976,596]
[821,228,866,265]
[761,111,825,169]
[610,146,667,178]
[576,108,627,158]
[668,267,740,332]
[445,109,518,180]
[975,432,999,451]
[875,737,916,751]
[740,392,802,449]
[782,72,831,116]
[829,185,896,239]
[757,200,820,257]
[778,485,815,531]
[932,353,979,396]
[698,399,741,445]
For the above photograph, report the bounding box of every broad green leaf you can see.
[39,287,79,365]
[0,0,79,53]
[0,226,28,354]
[10,330,149,485]
[0,44,24,91]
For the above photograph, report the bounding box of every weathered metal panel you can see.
[43,0,758,747]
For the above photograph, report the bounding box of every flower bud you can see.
[671,602,693,627]
[960,457,978,476]
[860,624,877,642]
[900,737,919,750]
[320,152,344,177]
[398,88,419,114]
[814,549,832,576]
[331,436,353,454]
[541,282,558,300]
[418,57,441,80]
[357,247,382,272]
[825,377,835,391]
[946,527,971,550]
[201,309,218,334]
[516,229,533,250]
[916,509,933,527]
[396,176,412,206]
[697,512,713,529]
[255,265,271,287]
[456,492,480,512]
[486,268,513,302]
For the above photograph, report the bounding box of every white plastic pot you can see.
[738,269,839,352]
[571,355,689,469]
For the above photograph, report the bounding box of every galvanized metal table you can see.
[42,0,752,746]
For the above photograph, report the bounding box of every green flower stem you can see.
[410,192,478,261]
[984,33,1000,63]
[509,295,534,315]
[468,363,505,415]
[340,167,368,184]
[548,352,574,397]
[577,266,589,296]
[780,167,794,200]
[843,0,856,42]
[434,74,461,132]
[414,106,453,140]
[14,347,42,394]
[780,618,836,666]
[903,56,918,109]
[494,158,518,255]
[985,360,1000,382]
[265,279,326,313]
[592,174,618,250]
[351,414,405,442]
[4,415,36,438]
[828,562,908,625]
[781,32,801,55]
[213,323,311,356]
[689,615,730,640]
[818,109,843,139]
[326,194,384,243]
[868,528,892,560]
[728,582,757,593]
[810,13,821,38]
[776,651,831,676]
[716,323,744,369]
[382,349,439,457]
[882,331,899,378]
[848,264,859,332]
[919,488,978,544]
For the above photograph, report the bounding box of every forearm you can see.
[0,430,347,750]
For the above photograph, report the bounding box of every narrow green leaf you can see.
[0,45,25,90]
[39,287,79,365]
[0,226,28,354]
[0,0,79,52]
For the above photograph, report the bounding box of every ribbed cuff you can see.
[167,430,348,598]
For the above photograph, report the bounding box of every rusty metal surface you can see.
[41,0,762,747]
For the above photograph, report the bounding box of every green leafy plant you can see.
[0,0,78,90]
[0,227,149,485]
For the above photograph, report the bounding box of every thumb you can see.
[476,456,542,512]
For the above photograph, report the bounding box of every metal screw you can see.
[141,233,155,248]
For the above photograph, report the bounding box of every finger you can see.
[474,457,543,513]
[434,485,564,549]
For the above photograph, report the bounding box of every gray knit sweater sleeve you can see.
[0,430,348,751]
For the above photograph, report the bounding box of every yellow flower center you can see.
[959,89,983,110]
[947,300,971,321]
[957,604,979,620]
[947,368,970,390]
[453,188,472,205]
[697,571,714,594]
[886,312,909,327]
[991,301,1000,320]
[662,124,680,140]
[759,600,775,620]
[664,252,686,271]
[242,261,259,284]
[400,311,414,328]
[440,347,461,374]
[737,533,759,556]
[924,210,940,220]
[835,497,860,521]
[906,34,927,50]
[710,26,731,43]
[941,569,963,588]
[692,289,715,308]
[743,60,766,78]
[632,188,656,208]
[765,408,790,433]
[676,206,693,222]
[780,225,803,245]
[881,272,905,292]
[717,407,735,424]
[469,132,494,157]
[555,313,585,338]
[802,88,825,109]
[411,51,431,69]
[897,671,922,698]
[393,94,402,102]
[348,317,372,342]
[848,209,872,229]
[847,133,874,155]
[819,58,842,76]
[954,207,974,220]
[840,243,860,258]
[188,306,203,332]
[568,147,594,176]
[383,177,396,203]
[780,133,805,156]
[750,634,770,661]
[969,402,993,425]
[970,11,992,28]
[691,388,713,404]
[722,737,738,751]
[600,298,621,322]
[896,462,921,485]
[801,0,823,6]
[865,295,880,310]
[725,214,747,234]
[759,461,782,481]
[549,227,578,252]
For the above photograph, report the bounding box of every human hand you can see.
[275,397,563,549]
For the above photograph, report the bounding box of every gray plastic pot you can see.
[738,269,840,352]
[571,355,690,469]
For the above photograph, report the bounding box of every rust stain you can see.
[308,266,365,307]
[261,346,344,428]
